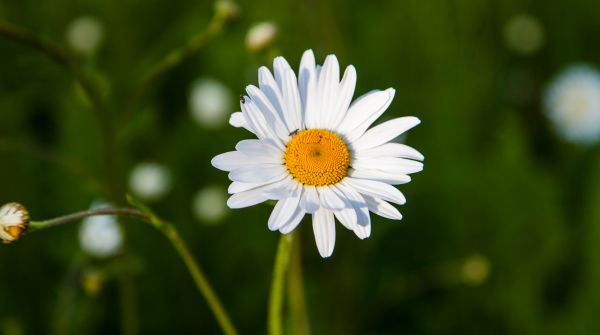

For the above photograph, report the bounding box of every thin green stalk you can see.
[156,223,238,335]
[287,234,310,335]
[269,233,294,335]
[124,5,234,125]
[27,207,239,335]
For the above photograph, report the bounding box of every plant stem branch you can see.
[28,208,149,232]
[287,233,310,335]
[269,233,294,335]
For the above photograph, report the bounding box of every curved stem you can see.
[124,8,230,125]
[156,223,238,335]
[28,208,149,232]
[26,208,239,335]
[0,20,103,120]
[269,233,294,335]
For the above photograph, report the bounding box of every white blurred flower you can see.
[66,16,104,55]
[189,78,233,128]
[192,186,229,224]
[129,162,172,201]
[0,203,29,244]
[79,202,122,258]
[246,22,277,52]
[545,65,600,145]
[503,14,544,56]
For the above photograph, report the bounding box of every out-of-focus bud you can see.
[192,185,228,224]
[246,22,277,53]
[214,0,240,21]
[0,203,29,244]
[128,162,172,202]
[81,269,104,296]
[79,202,123,258]
[189,78,233,128]
[461,254,491,286]
[66,16,104,55]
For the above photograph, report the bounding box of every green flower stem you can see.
[28,208,239,335]
[269,233,294,335]
[287,234,311,335]
[28,208,149,232]
[124,3,235,125]
[0,20,104,123]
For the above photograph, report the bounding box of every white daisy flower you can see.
[211,50,423,257]
[544,65,600,145]
[0,203,29,244]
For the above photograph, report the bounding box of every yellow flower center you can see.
[284,129,350,186]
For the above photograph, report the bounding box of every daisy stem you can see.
[287,233,310,335]
[151,220,239,335]
[269,233,294,335]
[28,207,239,335]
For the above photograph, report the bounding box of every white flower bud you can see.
[0,203,30,244]
[66,16,104,55]
[246,22,277,53]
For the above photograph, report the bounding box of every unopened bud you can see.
[246,22,277,53]
[0,203,29,244]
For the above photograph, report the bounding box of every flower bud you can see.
[246,22,277,53]
[214,0,240,21]
[0,203,30,244]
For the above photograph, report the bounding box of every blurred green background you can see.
[2,0,600,334]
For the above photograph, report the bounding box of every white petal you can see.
[337,88,395,140]
[235,139,282,159]
[317,186,346,210]
[273,56,293,89]
[281,69,302,131]
[268,186,301,231]
[246,86,289,140]
[227,189,270,208]
[312,208,336,258]
[353,223,371,239]
[363,195,403,220]
[352,157,424,175]
[352,117,421,151]
[329,65,357,129]
[229,112,246,128]
[348,168,411,185]
[299,50,318,129]
[258,67,289,131]
[317,55,340,128]
[227,177,292,208]
[333,208,357,231]
[333,183,370,226]
[299,185,320,213]
[279,206,306,234]
[241,98,284,149]
[228,165,286,183]
[212,151,281,172]
[228,181,270,194]
[354,142,424,161]
[343,178,406,205]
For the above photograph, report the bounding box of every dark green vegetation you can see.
[2,0,600,334]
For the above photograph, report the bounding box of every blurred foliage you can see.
[2,0,600,334]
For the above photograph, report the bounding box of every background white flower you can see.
[79,202,123,258]
[128,162,172,201]
[192,185,229,224]
[245,22,277,52]
[544,65,600,145]
[213,50,423,257]
[66,16,104,55]
[189,78,233,128]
